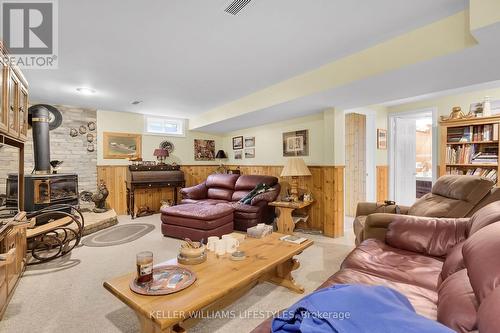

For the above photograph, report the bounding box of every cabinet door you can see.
[0,59,7,132]
[19,84,28,141]
[7,70,19,138]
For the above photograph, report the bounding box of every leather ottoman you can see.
[160,203,234,241]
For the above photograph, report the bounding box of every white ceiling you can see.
[25,0,467,120]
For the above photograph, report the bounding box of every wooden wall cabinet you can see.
[0,58,7,132]
[0,45,29,142]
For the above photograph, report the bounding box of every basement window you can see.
[144,116,186,137]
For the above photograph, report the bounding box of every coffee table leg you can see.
[266,258,304,294]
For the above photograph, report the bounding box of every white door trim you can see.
[388,107,438,201]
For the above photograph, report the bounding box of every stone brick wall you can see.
[0,104,97,195]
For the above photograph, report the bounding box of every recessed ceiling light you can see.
[76,87,96,95]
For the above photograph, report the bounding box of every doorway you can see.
[389,108,437,206]
[344,110,376,219]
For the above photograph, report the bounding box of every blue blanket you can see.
[272,284,454,333]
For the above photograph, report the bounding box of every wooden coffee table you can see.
[103,233,313,333]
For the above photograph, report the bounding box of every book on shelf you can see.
[447,167,498,182]
[446,144,498,165]
[448,124,499,143]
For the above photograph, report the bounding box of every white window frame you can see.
[144,115,186,137]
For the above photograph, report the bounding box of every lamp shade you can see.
[280,157,312,177]
[153,148,169,157]
[215,150,227,159]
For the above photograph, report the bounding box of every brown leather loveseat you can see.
[354,175,499,244]
[251,201,500,333]
[179,174,280,231]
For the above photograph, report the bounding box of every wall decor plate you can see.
[79,125,87,134]
[70,128,78,137]
[129,265,196,296]
[88,121,96,131]
[87,143,95,152]
[159,140,175,154]
[87,133,94,142]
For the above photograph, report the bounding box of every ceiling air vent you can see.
[224,0,252,15]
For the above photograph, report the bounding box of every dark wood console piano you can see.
[125,164,185,219]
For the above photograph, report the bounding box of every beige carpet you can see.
[0,214,355,333]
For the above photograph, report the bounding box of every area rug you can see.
[82,223,155,247]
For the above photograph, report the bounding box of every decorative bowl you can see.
[179,243,206,258]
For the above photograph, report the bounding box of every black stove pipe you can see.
[30,105,51,174]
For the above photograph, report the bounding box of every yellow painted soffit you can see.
[470,0,500,31]
[190,11,476,130]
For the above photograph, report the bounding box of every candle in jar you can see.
[136,251,153,283]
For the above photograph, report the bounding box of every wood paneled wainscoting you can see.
[376,165,389,202]
[96,165,345,237]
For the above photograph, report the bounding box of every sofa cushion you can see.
[324,268,438,320]
[477,287,500,333]
[162,213,233,230]
[234,175,278,191]
[440,242,466,283]
[161,203,233,221]
[408,176,493,218]
[205,174,239,190]
[467,200,500,236]
[430,175,493,204]
[463,222,500,303]
[386,216,469,258]
[437,269,478,333]
[232,190,250,202]
[207,188,233,201]
[180,199,229,205]
[342,239,443,290]
[408,194,475,218]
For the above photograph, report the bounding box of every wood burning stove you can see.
[4,105,80,224]
[6,174,79,224]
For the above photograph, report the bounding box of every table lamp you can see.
[215,150,228,173]
[153,148,169,164]
[280,157,311,201]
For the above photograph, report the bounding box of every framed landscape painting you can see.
[282,130,309,157]
[194,139,215,161]
[103,132,142,159]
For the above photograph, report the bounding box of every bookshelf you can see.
[440,115,500,185]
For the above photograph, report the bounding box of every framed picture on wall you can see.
[377,129,387,150]
[194,139,215,160]
[282,129,309,156]
[244,136,255,147]
[245,148,255,158]
[234,150,243,160]
[103,132,142,159]
[232,136,243,150]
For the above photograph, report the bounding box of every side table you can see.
[269,201,313,234]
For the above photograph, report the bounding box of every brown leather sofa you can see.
[178,174,280,231]
[251,201,500,333]
[354,175,499,244]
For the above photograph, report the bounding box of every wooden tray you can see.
[129,265,196,296]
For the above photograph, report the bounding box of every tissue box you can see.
[247,224,273,238]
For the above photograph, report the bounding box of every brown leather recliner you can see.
[354,175,498,244]
[251,201,500,333]
[180,174,280,231]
